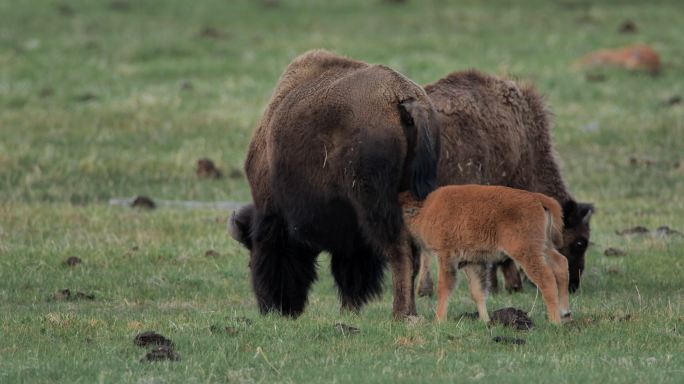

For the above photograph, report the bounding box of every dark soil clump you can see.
[50,289,95,301]
[131,196,155,209]
[141,345,180,362]
[134,331,174,348]
[490,307,534,330]
[196,158,223,179]
[64,256,82,266]
[655,226,682,237]
[492,336,526,345]
[618,20,637,34]
[204,249,220,257]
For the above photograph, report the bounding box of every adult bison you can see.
[230,50,440,319]
[416,70,593,296]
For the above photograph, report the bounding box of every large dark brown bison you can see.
[416,70,593,295]
[230,50,440,319]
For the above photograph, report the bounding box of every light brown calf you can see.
[401,185,571,324]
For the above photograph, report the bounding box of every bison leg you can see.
[435,251,457,322]
[417,250,434,297]
[547,248,571,320]
[249,213,319,317]
[486,262,499,294]
[331,235,386,313]
[501,258,523,293]
[385,232,418,319]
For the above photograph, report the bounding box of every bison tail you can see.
[398,98,440,200]
[229,204,256,250]
[537,194,564,248]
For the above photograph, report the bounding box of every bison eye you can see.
[571,238,588,253]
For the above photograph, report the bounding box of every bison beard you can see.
[233,50,440,318]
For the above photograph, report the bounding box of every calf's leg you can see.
[501,258,523,293]
[547,248,571,320]
[463,263,490,323]
[435,252,457,322]
[508,246,562,324]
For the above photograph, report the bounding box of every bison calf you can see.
[402,185,571,325]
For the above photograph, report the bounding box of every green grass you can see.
[1,0,683,382]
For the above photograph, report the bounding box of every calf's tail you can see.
[536,193,564,248]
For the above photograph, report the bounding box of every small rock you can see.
[492,336,526,345]
[604,247,627,257]
[134,331,174,348]
[64,256,82,266]
[141,345,180,362]
[130,196,155,209]
[618,19,637,34]
[616,226,649,236]
[334,322,360,336]
[490,307,534,331]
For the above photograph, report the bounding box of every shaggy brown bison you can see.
[230,50,440,319]
[416,70,593,296]
[402,185,571,324]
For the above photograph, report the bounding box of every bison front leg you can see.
[331,235,385,314]
[387,234,418,319]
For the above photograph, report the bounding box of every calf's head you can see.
[561,200,594,292]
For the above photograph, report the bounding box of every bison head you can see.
[561,201,594,293]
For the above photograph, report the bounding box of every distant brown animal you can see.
[578,43,661,74]
[416,70,593,296]
[402,185,571,324]
[229,50,440,319]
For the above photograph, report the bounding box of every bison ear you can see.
[577,203,594,224]
[229,204,255,250]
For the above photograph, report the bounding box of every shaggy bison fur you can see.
[230,50,440,319]
[417,70,593,295]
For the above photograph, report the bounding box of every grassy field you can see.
[1,0,683,382]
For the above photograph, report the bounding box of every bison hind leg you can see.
[331,235,386,313]
[250,212,319,317]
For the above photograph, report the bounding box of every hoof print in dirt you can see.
[134,331,175,348]
[334,322,360,336]
[63,256,82,266]
[604,247,627,257]
[492,336,526,345]
[130,196,155,209]
[196,158,223,179]
[490,307,534,331]
[50,289,95,302]
[141,345,180,362]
